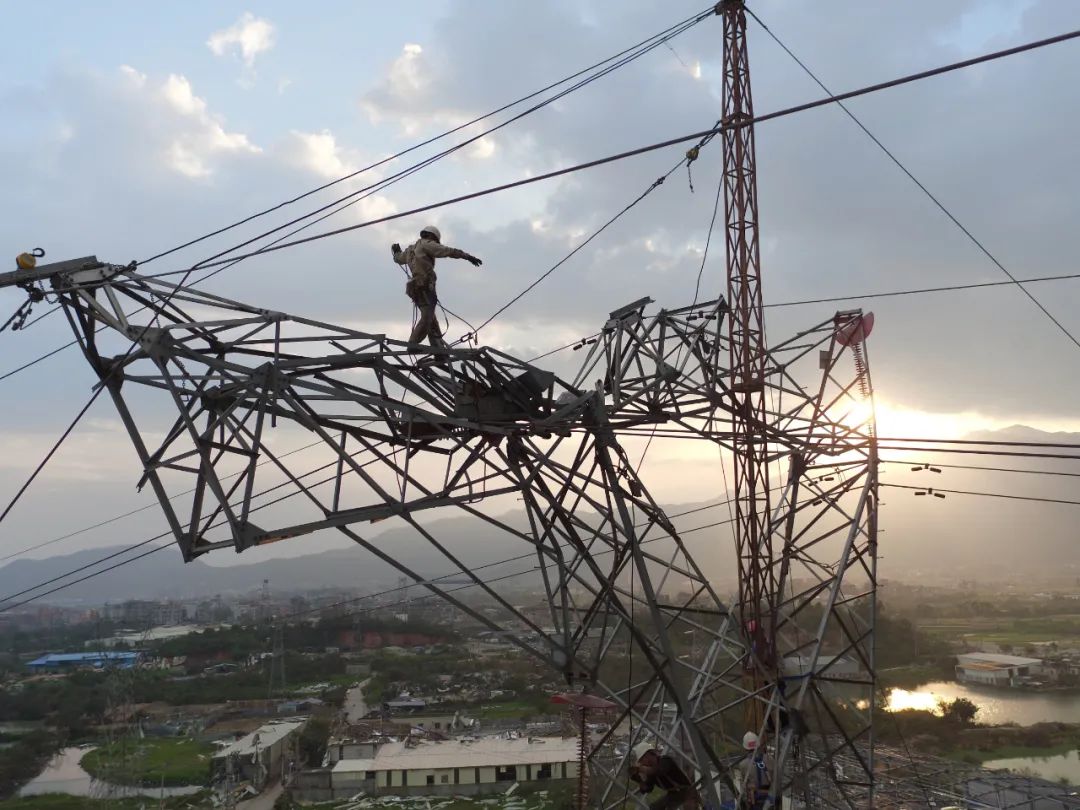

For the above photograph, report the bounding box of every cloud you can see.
[156,73,261,177]
[207,12,276,69]
[3,0,1080,432]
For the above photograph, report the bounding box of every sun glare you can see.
[872,402,1004,440]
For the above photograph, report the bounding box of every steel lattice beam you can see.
[8,255,881,808]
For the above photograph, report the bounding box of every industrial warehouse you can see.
[327,736,580,799]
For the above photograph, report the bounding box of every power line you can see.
[0,336,79,384]
[0,9,713,386]
[763,271,1080,310]
[6,28,1080,386]
[746,8,1080,352]
[877,444,1080,462]
[156,27,1080,273]
[138,6,717,267]
[882,459,1080,479]
[462,128,720,343]
[883,482,1080,507]
[9,267,1080,389]
[691,171,725,308]
[0,439,325,563]
[176,13,714,276]
[0,387,104,525]
[878,436,1080,449]
[0,536,166,608]
[0,442,390,608]
[0,483,743,614]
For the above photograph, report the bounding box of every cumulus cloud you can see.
[3,0,1080,428]
[207,12,276,69]
[280,129,355,179]
[156,73,261,177]
[362,42,479,136]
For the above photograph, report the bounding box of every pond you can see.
[19,746,203,798]
[885,681,1080,726]
[983,749,1080,785]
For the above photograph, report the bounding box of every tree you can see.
[938,697,978,726]
[298,715,331,767]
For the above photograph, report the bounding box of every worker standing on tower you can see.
[736,732,774,810]
[391,225,481,348]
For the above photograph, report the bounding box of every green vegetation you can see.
[299,712,332,766]
[80,737,212,787]
[0,670,107,739]
[2,791,212,809]
[128,650,347,705]
[919,616,1080,646]
[0,730,58,801]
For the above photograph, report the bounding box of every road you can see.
[345,678,370,724]
[237,782,283,810]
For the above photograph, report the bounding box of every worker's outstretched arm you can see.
[391,243,412,265]
[427,242,482,267]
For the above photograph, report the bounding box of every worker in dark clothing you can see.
[391,225,481,348]
[629,743,700,810]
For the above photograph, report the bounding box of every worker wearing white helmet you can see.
[736,731,773,809]
[391,225,481,348]
[628,740,700,810]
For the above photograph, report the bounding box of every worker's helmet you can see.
[420,225,441,243]
[632,741,655,762]
[742,731,759,751]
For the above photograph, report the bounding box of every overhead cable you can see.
[747,8,1080,351]
[0,8,712,384]
[0,487,745,614]
[883,459,1080,479]
[0,439,325,563]
[7,29,1080,386]
[153,26,1080,273]
[138,5,716,267]
[883,482,1080,507]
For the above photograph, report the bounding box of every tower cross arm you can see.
[0,256,105,289]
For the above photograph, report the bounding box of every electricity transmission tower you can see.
[2,8,877,803]
[3,249,876,807]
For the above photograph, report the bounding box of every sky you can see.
[1,1,1079,569]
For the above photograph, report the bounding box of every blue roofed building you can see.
[27,651,141,672]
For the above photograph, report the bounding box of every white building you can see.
[212,719,306,789]
[331,736,579,798]
[955,653,1042,687]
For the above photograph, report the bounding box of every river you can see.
[983,750,1080,786]
[19,746,203,798]
[886,681,1080,726]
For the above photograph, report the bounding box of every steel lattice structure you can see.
[1,252,878,808]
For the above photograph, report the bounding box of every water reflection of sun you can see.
[885,688,942,714]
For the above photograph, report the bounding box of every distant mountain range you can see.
[4,424,1078,607]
